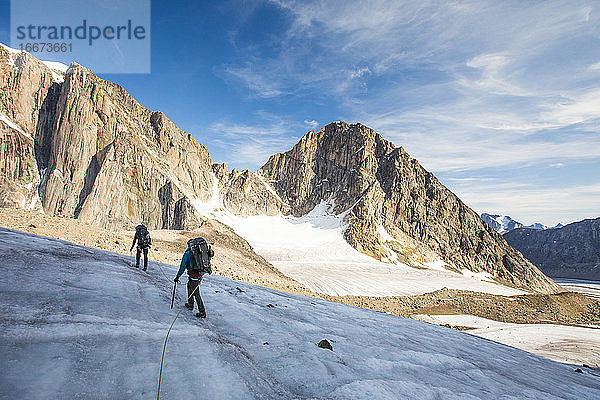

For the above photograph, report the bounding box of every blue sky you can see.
[1,0,599,225]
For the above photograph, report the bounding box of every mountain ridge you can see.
[481,213,563,234]
[504,217,600,280]
[0,46,560,294]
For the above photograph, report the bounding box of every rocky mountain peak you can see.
[1,45,215,230]
[261,121,403,218]
[481,213,524,234]
[212,162,229,186]
[259,122,561,293]
[317,121,401,159]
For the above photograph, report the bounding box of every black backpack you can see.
[136,225,152,248]
[187,237,213,276]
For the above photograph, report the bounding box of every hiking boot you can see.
[195,311,206,319]
[142,267,147,271]
[135,264,140,268]
[184,303,193,310]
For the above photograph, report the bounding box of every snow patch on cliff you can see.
[41,60,68,82]
[0,113,31,140]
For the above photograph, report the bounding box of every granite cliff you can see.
[0,45,214,230]
[259,122,561,293]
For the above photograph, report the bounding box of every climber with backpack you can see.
[131,224,152,271]
[174,237,214,318]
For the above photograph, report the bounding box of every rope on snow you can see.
[157,280,201,400]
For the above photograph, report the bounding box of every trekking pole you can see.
[170,281,177,309]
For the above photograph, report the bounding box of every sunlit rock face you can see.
[260,122,561,294]
[0,46,215,230]
[0,46,559,293]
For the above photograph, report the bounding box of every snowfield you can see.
[555,278,600,300]
[1,227,599,399]
[217,203,525,297]
[415,314,600,368]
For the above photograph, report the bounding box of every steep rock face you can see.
[212,163,229,187]
[504,218,600,280]
[260,122,561,293]
[0,46,61,209]
[221,169,289,217]
[1,46,215,229]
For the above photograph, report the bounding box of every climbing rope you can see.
[129,248,134,267]
[156,279,201,400]
[153,250,174,282]
[127,238,208,398]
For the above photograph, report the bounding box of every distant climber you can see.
[131,224,152,271]
[174,237,214,318]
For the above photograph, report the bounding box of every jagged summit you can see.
[259,122,560,293]
[0,44,214,230]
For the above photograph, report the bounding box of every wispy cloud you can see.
[364,108,600,172]
[221,63,285,98]
[214,0,600,222]
[453,181,600,226]
[589,61,600,71]
[304,119,319,129]
[204,112,303,170]
[540,88,600,127]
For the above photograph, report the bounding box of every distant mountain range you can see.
[480,213,563,234]
[504,218,600,280]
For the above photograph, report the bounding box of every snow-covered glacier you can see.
[0,227,598,399]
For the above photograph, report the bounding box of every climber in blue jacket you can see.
[174,238,213,318]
